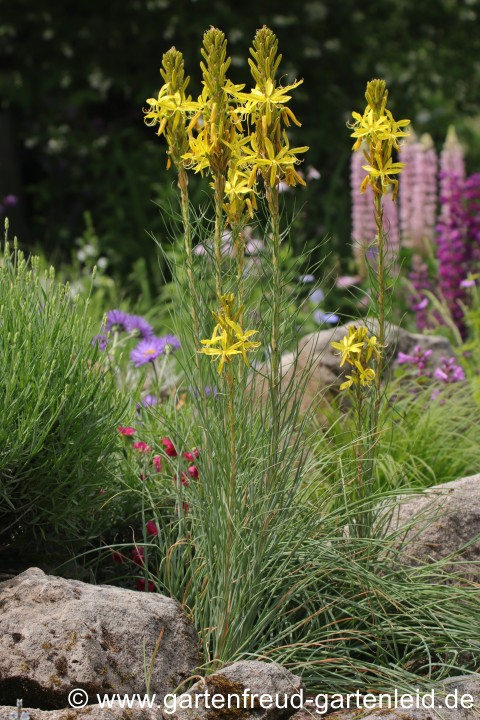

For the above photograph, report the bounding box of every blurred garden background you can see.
[2,0,480,306]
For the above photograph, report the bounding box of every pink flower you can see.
[136,578,155,592]
[153,455,162,473]
[182,448,199,461]
[180,473,189,487]
[188,465,199,479]
[133,441,152,453]
[146,520,158,536]
[182,501,189,514]
[112,551,125,565]
[132,547,145,566]
[118,426,136,436]
[162,437,177,457]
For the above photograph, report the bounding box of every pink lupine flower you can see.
[350,147,376,278]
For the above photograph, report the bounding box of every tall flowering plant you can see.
[143,26,307,662]
[336,81,410,535]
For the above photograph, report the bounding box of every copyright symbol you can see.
[68,688,89,708]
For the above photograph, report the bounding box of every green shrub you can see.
[0,228,124,560]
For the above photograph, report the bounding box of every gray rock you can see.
[169,660,305,720]
[390,475,480,581]
[0,703,157,719]
[299,674,480,719]
[0,568,200,710]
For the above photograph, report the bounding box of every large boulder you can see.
[389,474,480,581]
[0,568,200,710]
[170,660,305,720]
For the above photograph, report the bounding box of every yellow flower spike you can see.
[332,326,379,391]
[199,294,261,374]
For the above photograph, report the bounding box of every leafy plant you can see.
[0,224,124,561]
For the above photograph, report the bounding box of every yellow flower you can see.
[330,328,365,367]
[349,108,391,151]
[199,294,261,374]
[361,154,406,199]
[227,78,303,127]
[240,132,308,188]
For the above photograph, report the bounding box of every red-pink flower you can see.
[162,437,177,457]
[188,465,199,479]
[136,578,155,592]
[152,455,162,473]
[182,501,189,513]
[118,426,136,436]
[146,520,158,536]
[112,551,125,565]
[180,473,189,487]
[182,448,199,461]
[133,441,152,453]
[132,547,145,566]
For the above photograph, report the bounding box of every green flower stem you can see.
[213,174,226,298]
[374,189,386,400]
[178,167,201,367]
[217,361,237,659]
[265,182,281,483]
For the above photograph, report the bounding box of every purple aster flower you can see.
[313,310,339,325]
[130,335,180,367]
[130,336,167,367]
[125,314,154,339]
[106,309,131,333]
[299,274,315,284]
[162,334,181,354]
[92,333,108,351]
[309,289,325,304]
[136,394,158,411]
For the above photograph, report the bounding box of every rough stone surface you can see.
[316,674,480,719]
[170,660,305,720]
[257,322,453,414]
[0,704,157,719]
[390,475,480,581]
[0,568,200,710]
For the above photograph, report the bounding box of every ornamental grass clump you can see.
[138,36,480,692]
[0,225,124,561]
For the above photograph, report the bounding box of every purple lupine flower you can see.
[399,132,437,252]
[397,345,433,376]
[381,189,399,265]
[408,256,435,332]
[126,314,154,339]
[3,194,18,207]
[433,356,466,384]
[351,148,376,278]
[106,309,131,333]
[130,336,168,367]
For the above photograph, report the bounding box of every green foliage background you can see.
[1,0,480,288]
